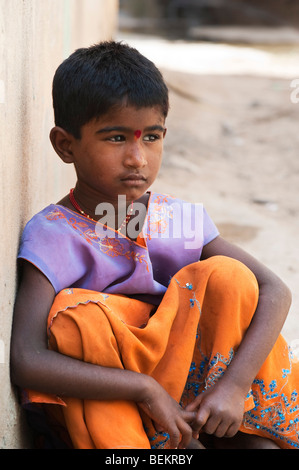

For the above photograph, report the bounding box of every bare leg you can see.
[186,437,206,449]
[211,431,281,449]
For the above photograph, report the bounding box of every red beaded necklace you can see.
[69,188,134,233]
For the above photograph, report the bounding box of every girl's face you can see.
[70,105,166,206]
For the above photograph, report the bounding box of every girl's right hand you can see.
[137,376,196,449]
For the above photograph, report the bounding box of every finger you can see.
[202,416,221,435]
[168,427,182,450]
[177,421,193,449]
[213,421,231,439]
[154,422,163,432]
[185,395,203,412]
[224,422,240,439]
[192,407,210,434]
[180,410,198,441]
[181,410,197,423]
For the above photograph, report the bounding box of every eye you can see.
[143,134,161,142]
[108,135,126,142]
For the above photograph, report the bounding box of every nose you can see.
[123,141,146,169]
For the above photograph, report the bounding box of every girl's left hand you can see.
[185,381,245,439]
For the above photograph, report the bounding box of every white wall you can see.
[0,0,119,448]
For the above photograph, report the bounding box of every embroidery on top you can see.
[46,208,149,272]
[146,195,173,240]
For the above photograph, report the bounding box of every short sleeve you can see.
[17,206,89,294]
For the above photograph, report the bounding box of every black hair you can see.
[52,41,169,138]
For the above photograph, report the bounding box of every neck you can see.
[68,185,150,238]
[70,185,145,231]
[72,184,132,220]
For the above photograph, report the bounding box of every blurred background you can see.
[119,0,299,37]
[116,1,299,348]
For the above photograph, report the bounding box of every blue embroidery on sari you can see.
[176,277,299,448]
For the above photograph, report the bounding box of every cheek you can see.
[148,148,163,172]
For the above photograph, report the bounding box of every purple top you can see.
[18,192,219,305]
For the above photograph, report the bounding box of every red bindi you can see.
[134,130,142,140]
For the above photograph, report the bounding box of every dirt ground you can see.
[118,32,299,345]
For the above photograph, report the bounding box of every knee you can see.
[204,255,259,305]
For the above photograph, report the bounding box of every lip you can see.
[121,174,147,181]
[120,174,147,186]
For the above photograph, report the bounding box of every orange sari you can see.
[24,256,299,449]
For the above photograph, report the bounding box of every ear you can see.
[163,128,167,138]
[49,126,76,164]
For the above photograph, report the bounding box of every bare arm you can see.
[10,262,195,448]
[187,236,292,437]
[11,262,147,401]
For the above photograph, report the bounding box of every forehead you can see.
[93,105,166,128]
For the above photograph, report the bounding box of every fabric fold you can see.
[23,257,299,449]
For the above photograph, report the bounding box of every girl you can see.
[11,41,298,449]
